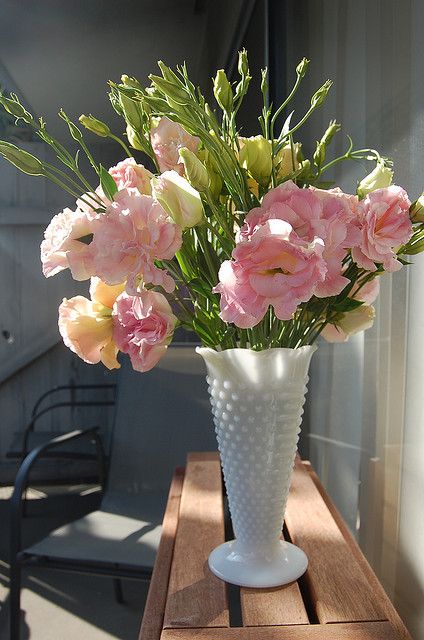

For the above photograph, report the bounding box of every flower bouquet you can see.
[1,51,423,587]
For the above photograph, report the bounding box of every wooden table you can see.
[139,452,412,640]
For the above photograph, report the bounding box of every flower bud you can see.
[238,49,249,77]
[410,195,424,222]
[119,93,143,131]
[178,147,209,192]
[275,142,301,180]
[296,58,310,79]
[213,69,233,113]
[121,75,142,90]
[239,135,272,186]
[322,305,376,343]
[149,75,190,106]
[79,114,110,137]
[260,69,268,96]
[126,124,145,151]
[339,305,376,336]
[357,160,393,198]
[0,95,34,123]
[0,142,43,175]
[152,170,205,228]
[311,80,332,108]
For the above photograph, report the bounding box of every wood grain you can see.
[240,541,309,626]
[305,463,413,640]
[161,620,398,639]
[138,468,185,640]
[284,459,387,624]
[163,452,229,629]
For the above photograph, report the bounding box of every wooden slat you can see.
[163,452,229,629]
[161,620,399,639]
[138,468,185,640]
[284,459,387,624]
[304,463,413,640]
[240,539,309,626]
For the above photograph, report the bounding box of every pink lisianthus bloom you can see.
[58,278,125,369]
[41,206,94,278]
[214,219,327,327]
[213,260,269,328]
[352,186,412,272]
[150,117,199,175]
[82,188,182,294]
[240,181,361,298]
[113,289,177,372]
[109,157,154,195]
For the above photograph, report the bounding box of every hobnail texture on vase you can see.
[197,346,316,587]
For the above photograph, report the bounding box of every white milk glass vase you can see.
[196,345,316,588]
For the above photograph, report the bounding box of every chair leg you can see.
[10,560,21,640]
[113,578,124,604]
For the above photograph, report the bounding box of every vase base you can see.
[208,539,308,588]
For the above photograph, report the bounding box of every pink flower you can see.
[240,181,360,298]
[109,157,154,195]
[214,219,327,327]
[214,260,269,329]
[150,117,199,175]
[113,290,177,372]
[352,186,412,272]
[58,289,121,370]
[41,207,93,278]
[85,188,182,293]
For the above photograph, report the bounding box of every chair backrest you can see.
[102,345,217,513]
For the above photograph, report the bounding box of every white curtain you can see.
[284,1,424,637]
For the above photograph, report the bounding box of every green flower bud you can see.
[59,109,84,142]
[152,171,204,229]
[213,69,233,113]
[410,195,424,222]
[0,95,34,123]
[238,49,249,77]
[121,75,142,89]
[126,124,145,151]
[149,75,190,106]
[178,147,209,192]
[321,119,341,146]
[260,69,268,96]
[275,142,301,180]
[310,80,332,108]
[357,160,393,198]
[239,135,272,186]
[296,58,310,79]
[79,114,110,137]
[119,93,143,131]
[0,142,43,175]
[157,61,180,85]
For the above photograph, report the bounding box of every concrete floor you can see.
[0,486,149,640]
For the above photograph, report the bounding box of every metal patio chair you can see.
[7,383,117,484]
[9,345,216,640]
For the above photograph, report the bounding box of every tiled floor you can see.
[0,487,149,639]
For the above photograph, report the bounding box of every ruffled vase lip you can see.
[196,344,317,357]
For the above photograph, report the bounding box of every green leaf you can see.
[99,164,118,201]
[333,298,364,313]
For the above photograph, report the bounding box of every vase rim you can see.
[196,345,317,356]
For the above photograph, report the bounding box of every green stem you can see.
[109,133,132,157]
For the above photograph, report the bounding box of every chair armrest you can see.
[10,427,106,557]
